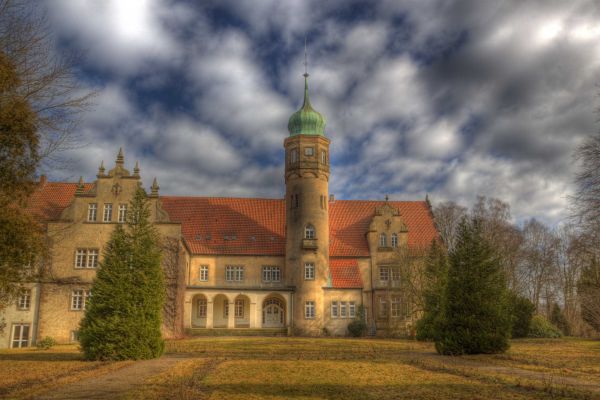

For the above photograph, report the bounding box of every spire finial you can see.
[385,194,389,202]
[76,176,84,195]
[98,160,105,175]
[133,161,140,176]
[303,36,308,78]
[116,147,124,165]
[150,177,159,197]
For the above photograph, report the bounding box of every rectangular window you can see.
[290,148,298,164]
[340,302,347,318]
[11,324,30,348]
[70,331,80,342]
[304,147,314,156]
[87,203,97,222]
[378,297,388,318]
[17,289,31,310]
[75,249,99,269]
[199,265,209,281]
[118,204,127,223]
[71,289,91,310]
[197,298,207,318]
[304,262,315,280]
[225,266,244,282]
[103,204,113,222]
[262,266,281,282]
[391,268,401,282]
[349,302,356,318]
[305,301,315,319]
[391,296,402,318]
[379,267,389,282]
[235,299,244,318]
[223,299,229,318]
[321,150,327,164]
[331,301,339,318]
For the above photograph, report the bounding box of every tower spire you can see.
[303,36,308,78]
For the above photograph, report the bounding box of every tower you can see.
[285,70,330,335]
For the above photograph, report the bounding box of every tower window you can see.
[305,224,315,239]
[305,301,315,319]
[304,262,315,280]
[391,233,398,248]
[321,150,327,164]
[379,233,387,247]
[304,147,314,156]
[290,148,298,164]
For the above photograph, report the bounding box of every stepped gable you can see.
[159,197,286,256]
[329,200,438,257]
[24,181,93,222]
[329,259,362,288]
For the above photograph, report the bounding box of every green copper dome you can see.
[288,74,326,136]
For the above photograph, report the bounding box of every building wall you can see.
[0,284,39,349]
[323,288,363,336]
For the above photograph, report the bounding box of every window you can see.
[262,266,281,282]
[391,296,402,318]
[349,302,356,318]
[11,324,29,348]
[391,233,398,248]
[391,268,401,282]
[199,265,209,281]
[17,289,31,310]
[70,331,80,342]
[75,249,99,269]
[118,204,127,223]
[304,147,314,156]
[304,262,315,280]
[103,203,113,222]
[378,297,388,318]
[379,267,389,282]
[291,194,300,209]
[340,302,347,318]
[321,150,327,164]
[197,298,207,318]
[235,299,244,318]
[71,289,91,310]
[331,301,339,318]
[320,195,327,210]
[223,299,229,318]
[305,224,315,239]
[87,203,97,222]
[225,266,244,282]
[290,148,298,164]
[379,233,387,247]
[305,301,315,319]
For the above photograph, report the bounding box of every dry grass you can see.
[0,345,131,399]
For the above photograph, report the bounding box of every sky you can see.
[43,0,600,226]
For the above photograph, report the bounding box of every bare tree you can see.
[433,201,467,252]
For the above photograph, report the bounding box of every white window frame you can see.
[17,289,31,310]
[305,301,315,319]
[305,224,315,239]
[11,324,30,348]
[349,302,356,318]
[75,249,99,269]
[304,147,314,156]
[304,262,315,280]
[391,233,398,248]
[340,302,347,318]
[103,203,113,222]
[71,289,91,311]
[379,267,389,282]
[391,268,401,282]
[235,299,244,318]
[331,301,339,318]
[87,249,99,268]
[290,148,298,164]
[118,204,127,223]
[391,296,402,318]
[87,203,97,222]
[197,298,207,318]
[225,266,244,282]
[321,150,327,164]
[379,233,387,247]
[199,265,209,281]
[223,299,229,318]
[262,266,281,282]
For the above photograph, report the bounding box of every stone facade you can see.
[0,76,438,348]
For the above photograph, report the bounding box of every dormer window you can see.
[305,224,315,239]
[391,233,398,248]
[379,233,387,247]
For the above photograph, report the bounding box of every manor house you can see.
[1,74,438,348]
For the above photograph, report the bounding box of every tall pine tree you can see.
[416,240,448,341]
[435,217,511,355]
[79,188,164,360]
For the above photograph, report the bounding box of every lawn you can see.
[1,337,599,399]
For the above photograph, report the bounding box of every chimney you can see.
[39,175,47,186]
[329,194,335,202]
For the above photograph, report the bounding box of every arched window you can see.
[379,233,387,247]
[305,224,315,239]
[391,233,398,248]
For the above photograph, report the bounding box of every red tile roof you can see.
[24,182,93,223]
[24,182,438,257]
[329,258,362,288]
[160,197,286,255]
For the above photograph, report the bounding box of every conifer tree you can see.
[435,217,511,355]
[416,240,448,341]
[79,188,164,360]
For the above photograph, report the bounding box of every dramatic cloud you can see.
[43,0,600,225]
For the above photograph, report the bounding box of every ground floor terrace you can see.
[183,289,292,331]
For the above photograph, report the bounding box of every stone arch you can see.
[212,294,229,328]
[234,294,251,328]
[191,294,208,328]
